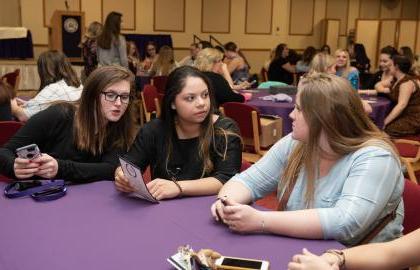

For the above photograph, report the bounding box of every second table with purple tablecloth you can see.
[0,181,343,270]
[245,90,392,136]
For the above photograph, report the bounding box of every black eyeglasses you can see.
[101,92,131,104]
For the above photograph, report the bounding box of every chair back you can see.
[141,85,161,122]
[222,102,261,139]
[1,69,20,91]
[240,160,251,172]
[0,121,24,147]
[0,121,24,182]
[152,76,168,95]
[393,135,420,183]
[403,179,420,234]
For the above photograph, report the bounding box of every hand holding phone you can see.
[15,144,41,160]
[215,256,269,270]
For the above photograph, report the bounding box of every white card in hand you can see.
[119,157,159,203]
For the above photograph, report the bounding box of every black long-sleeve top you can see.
[0,104,125,182]
[268,57,294,85]
[123,116,242,183]
[203,71,245,107]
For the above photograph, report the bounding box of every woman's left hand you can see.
[222,197,264,233]
[288,249,338,270]
[33,154,58,179]
[147,178,181,200]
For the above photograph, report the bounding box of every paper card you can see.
[119,157,159,203]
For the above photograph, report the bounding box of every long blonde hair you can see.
[335,49,352,78]
[279,73,398,205]
[195,48,223,72]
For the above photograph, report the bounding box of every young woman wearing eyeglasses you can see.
[114,66,242,200]
[0,66,137,183]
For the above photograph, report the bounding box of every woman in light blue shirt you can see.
[211,73,404,246]
[335,49,359,90]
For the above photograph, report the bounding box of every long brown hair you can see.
[37,50,80,91]
[160,66,239,177]
[152,45,176,76]
[74,65,136,155]
[97,11,122,50]
[279,73,398,205]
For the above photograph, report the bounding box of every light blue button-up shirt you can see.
[232,134,404,246]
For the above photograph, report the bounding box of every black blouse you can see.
[123,116,242,183]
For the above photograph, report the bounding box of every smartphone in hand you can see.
[15,144,41,160]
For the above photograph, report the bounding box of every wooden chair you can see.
[1,69,20,92]
[221,102,266,163]
[141,84,161,122]
[151,75,168,96]
[393,136,420,184]
[0,121,24,182]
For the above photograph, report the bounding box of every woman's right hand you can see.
[114,166,135,193]
[13,157,40,179]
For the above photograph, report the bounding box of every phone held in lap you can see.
[214,256,270,270]
[15,144,41,160]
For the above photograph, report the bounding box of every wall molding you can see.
[245,0,273,35]
[289,0,315,36]
[201,0,231,33]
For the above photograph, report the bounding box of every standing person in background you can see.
[335,49,359,90]
[268,43,296,85]
[179,43,200,67]
[149,45,179,77]
[80,21,102,81]
[97,11,128,68]
[223,42,250,83]
[11,50,83,122]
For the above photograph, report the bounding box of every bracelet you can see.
[171,179,183,197]
[260,213,266,233]
[325,249,345,269]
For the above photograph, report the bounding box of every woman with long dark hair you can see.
[0,66,137,182]
[97,11,128,68]
[268,43,296,85]
[114,66,242,200]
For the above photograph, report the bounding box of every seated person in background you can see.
[80,21,102,81]
[0,66,137,183]
[11,50,83,122]
[288,228,420,270]
[142,41,159,73]
[195,48,244,107]
[268,43,295,85]
[114,66,242,200]
[335,49,359,90]
[0,81,15,121]
[399,46,415,65]
[320,44,331,55]
[149,45,179,77]
[126,41,142,75]
[308,53,336,75]
[211,73,403,247]
[179,43,200,67]
[384,55,420,137]
[309,53,372,114]
[363,46,398,92]
[296,46,316,74]
[223,42,250,83]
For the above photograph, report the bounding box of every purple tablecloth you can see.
[246,90,392,136]
[0,181,342,270]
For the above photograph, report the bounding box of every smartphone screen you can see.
[221,258,263,269]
